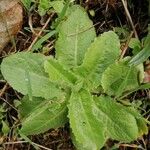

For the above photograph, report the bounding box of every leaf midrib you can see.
[74,25,79,66]
[77,91,98,144]
[95,101,137,141]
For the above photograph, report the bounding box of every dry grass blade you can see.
[121,0,138,38]
[27,13,55,52]
[4,140,53,150]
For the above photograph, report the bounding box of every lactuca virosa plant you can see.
[1,5,149,150]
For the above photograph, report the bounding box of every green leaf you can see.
[71,131,89,150]
[76,31,120,88]
[68,90,145,150]
[19,96,68,135]
[1,52,61,99]
[129,34,150,66]
[55,5,96,69]
[127,108,148,136]
[135,83,150,90]
[129,38,141,55]
[38,0,50,16]
[21,0,32,10]
[114,26,130,41]
[94,96,144,142]
[101,62,139,97]
[38,0,65,16]
[136,63,144,83]
[50,0,64,14]
[2,121,10,135]
[44,57,77,87]
[119,83,150,99]
[68,89,106,150]
[18,96,44,119]
[31,30,57,51]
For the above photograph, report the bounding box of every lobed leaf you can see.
[19,96,68,135]
[101,62,139,97]
[75,31,120,88]
[1,52,61,99]
[55,5,96,69]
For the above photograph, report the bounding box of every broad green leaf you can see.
[68,90,144,150]
[129,34,150,66]
[76,31,120,88]
[19,96,68,135]
[68,89,106,150]
[1,52,61,99]
[101,62,139,97]
[18,96,44,119]
[71,131,89,150]
[44,57,77,87]
[94,96,143,142]
[55,5,96,69]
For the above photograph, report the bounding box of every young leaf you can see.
[44,57,77,86]
[1,52,61,99]
[2,121,10,135]
[94,96,144,142]
[76,31,120,88]
[50,0,64,14]
[19,96,68,135]
[129,34,150,66]
[38,0,50,16]
[68,89,106,150]
[38,0,65,16]
[55,5,96,69]
[101,62,139,97]
[129,38,141,55]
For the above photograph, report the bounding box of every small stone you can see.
[0,0,23,51]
